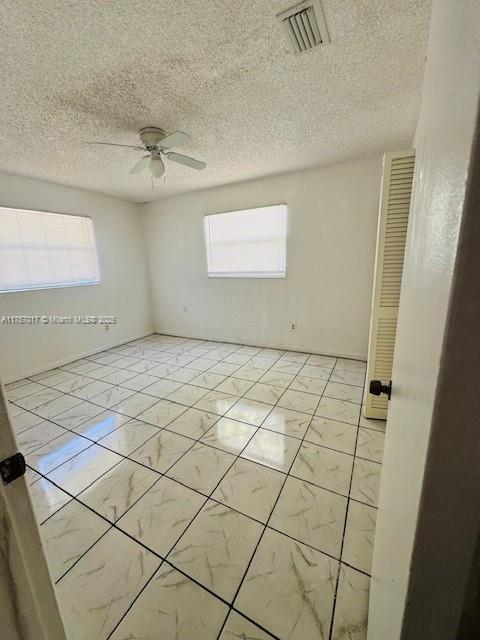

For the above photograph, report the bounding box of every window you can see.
[0,206,100,293]
[204,204,287,278]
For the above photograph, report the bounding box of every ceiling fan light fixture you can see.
[149,154,165,179]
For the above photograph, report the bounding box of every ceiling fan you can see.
[88,127,206,179]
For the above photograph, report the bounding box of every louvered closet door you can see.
[364,151,415,419]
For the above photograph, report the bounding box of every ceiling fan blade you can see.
[149,156,165,179]
[158,131,191,149]
[129,155,150,174]
[166,152,206,171]
[88,142,144,150]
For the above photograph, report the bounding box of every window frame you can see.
[203,204,288,279]
[0,205,101,294]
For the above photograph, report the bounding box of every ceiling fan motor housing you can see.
[139,127,166,150]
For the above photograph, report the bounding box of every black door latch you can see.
[369,380,392,400]
[0,452,26,485]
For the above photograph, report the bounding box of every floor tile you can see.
[9,409,44,434]
[356,427,385,463]
[316,397,361,425]
[166,407,219,438]
[241,429,301,472]
[270,476,347,557]
[219,611,275,640]
[118,372,158,391]
[97,369,137,385]
[200,417,256,454]
[272,361,302,376]
[306,354,337,368]
[166,367,198,383]
[130,429,194,472]
[277,389,320,414]
[33,394,83,420]
[342,500,377,574]
[232,365,268,383]
[335,359,366,374]
[56,528,159,640]
[350,459,382,507]
[110,392,158,418]
[225,398,272,426]
[91,385,135,409]
[358,412,386,433]
[167,443,235,494]
[291,442,353,496]
[244,382,284,405]
[110,564,227,640]
[6,381,48,401]
[215,376,254,396]
[53,375,93,393]
[324,381,363,404]
[165,383,209,406]
[261,406,311,439]
[137,399,187,428]
[299,363,332,380]
[40,500,110,581]
[207,361,240,376]
[71,380,113,400]
[52,401,104,429]
[213,458,285,523]
[79,459,158,522]
[305,416,358,454]
[236,528,338,640]
[148,363,180,377]
[117,476,204,555]
[259,370,295,388]
[71,409,131,440]
[289,375,327,395]
[142,378,183,398]
[280,351,309,364]
[330,369,365,387]
[28,476,72,523]
[194,390,239,415]
[25,466,41,484]
[98,419,158,455]
[16,420,66,455]
[169,500,263,601]
[331,564,370,640]
[190,371,226,389]
[26,432,92,475]
[48,444,123,495]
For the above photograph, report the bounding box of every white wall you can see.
[369,0,480,637]
[0,173,152,382]
[142,156,382,359]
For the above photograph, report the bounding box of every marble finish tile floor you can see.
[7,333,386,640]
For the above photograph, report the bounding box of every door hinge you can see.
[0,452,26,485]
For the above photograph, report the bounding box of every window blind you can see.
[0,206,100,292]
[204,204,287,278]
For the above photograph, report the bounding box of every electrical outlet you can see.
[290,322,297,332]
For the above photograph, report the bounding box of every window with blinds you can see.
[0,206,100,293]
[204,204,287,278]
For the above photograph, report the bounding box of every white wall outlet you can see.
[290,322,297,332]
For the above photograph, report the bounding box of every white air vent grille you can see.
[277,0,330,54]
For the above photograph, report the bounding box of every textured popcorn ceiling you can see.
[0,0,431,202]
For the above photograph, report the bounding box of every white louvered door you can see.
[364,151,416,419]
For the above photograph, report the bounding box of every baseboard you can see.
[154,328,367,362]
[3,329,155,384]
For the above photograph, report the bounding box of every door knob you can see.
[369,380,392,400]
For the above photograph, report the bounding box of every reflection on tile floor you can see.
[7,333,386,640]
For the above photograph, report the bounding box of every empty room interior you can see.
[1,1,480,640]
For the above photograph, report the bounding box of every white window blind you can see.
[204,204,287,278]
[0,206,100,293]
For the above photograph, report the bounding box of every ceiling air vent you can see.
[276,0,330,54]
